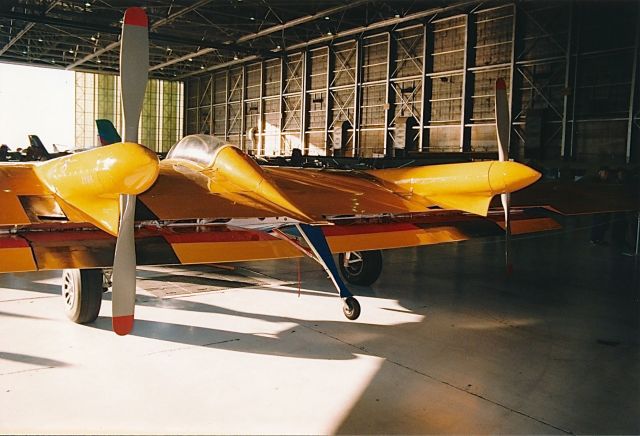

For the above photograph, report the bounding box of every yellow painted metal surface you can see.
[326,227,468,253]
[369,161,541,216]
[0,164,48,227]
[496,217,562,235]
[0,247,37,272]
[34,142,159,235]
[140,162,279,220]
[171,240,302,264]
[170,229,468,264]
[264,167,430,217]
[204,146,315,222]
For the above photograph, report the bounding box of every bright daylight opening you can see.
[0,63,74,150]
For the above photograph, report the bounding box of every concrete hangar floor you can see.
[0,219,638,434]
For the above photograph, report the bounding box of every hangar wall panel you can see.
[183,1,639,165]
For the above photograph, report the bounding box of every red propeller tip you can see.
[496,78,506,90]
[124,7,148,28]
[113,314,135,335]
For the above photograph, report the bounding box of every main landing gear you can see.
[61,268,108,324]
[338,250,383,286]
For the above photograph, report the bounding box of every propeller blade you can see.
[496,78,513,273]
[495,78,510,162]
[501,192,512,274]
[110,7,149,335]
[112,194,137,335]
[120,7,148,142]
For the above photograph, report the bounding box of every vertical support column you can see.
[182,79,188,137]
[353,39,362,156]
[279,56,285,154]
[460,13,476,152]
[224,69,230,141]
[258,61,264,156]
[209,73,214,135]
[300,50,309,153]
[325,46,334,155]
[626,4,640,163]
[508,2,521,160]
[420,21,432,152]
[567,6,581,161]
[384,32,396,157]
[240,65,246,150]
[560,2,575,159]
[195,78,200,134]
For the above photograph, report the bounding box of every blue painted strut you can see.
[295,224,353,299]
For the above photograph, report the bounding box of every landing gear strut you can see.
[61,269,105,324]
[274,224,362,321]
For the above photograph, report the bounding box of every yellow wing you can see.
[0,164,51,227]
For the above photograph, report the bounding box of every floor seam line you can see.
[303,323,574,435]
[0,295,58,303]
[0,366,57,376]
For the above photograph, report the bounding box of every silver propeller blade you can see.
[111,6,149,335]
[495,78,512,273]
[112,193,137,335]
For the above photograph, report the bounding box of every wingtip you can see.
[496,78,507,90]
[113,314,134,335]
[124,7,148,28]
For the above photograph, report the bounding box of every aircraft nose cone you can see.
[488,161,541,194]
[120,142,160,194]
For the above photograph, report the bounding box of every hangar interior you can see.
[0,0,639,434]
[1,0,638,165]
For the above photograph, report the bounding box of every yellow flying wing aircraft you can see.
[1,7,600,337]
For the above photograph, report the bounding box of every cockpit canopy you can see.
[166,134,231,167]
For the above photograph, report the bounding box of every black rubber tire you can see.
[338,250,383,286]
[61,269,103,324]
[342,297,361,320]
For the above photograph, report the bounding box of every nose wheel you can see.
[342,296,361,320]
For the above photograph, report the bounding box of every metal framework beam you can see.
[460,13,475,152]
[300,50,309,151]
[183,0,480,78]
[0,8,265,72]
[0,1,60,56]
[383,32,395,157]
[420,21,433,151]
[66,0,215,70]
[626,4,640,163]
[508,2,519,159]
[236,0,373,44]
[149,48,215,72]
[560,2,574,159]
[324,46,333,154]
[285,0,480,53]
[352,39,362,156]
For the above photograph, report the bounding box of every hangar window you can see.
[75,72,183,152]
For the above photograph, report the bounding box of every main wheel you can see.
[61,269,103,324]
[338,250,383,286]
[342,296,361,320]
